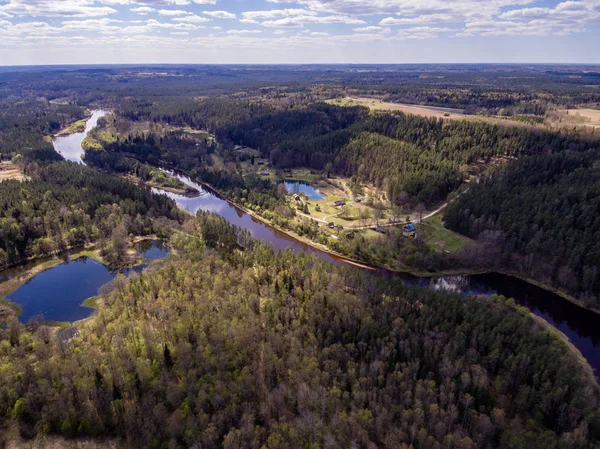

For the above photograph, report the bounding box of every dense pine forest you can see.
[0,163,181,269]
[444,151,600,305]
[1,213,599,448]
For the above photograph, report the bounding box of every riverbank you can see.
[53,110,92,137]
[496,269,600,316]
[530,313,599,388]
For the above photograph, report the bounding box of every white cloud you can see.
[227,29,262,34]
[0,0,117,18]
[131,6,155,15]
[397,26,454,39]
[241,9,317,21]
[261,14,365,27]
[172,15,211,23]
[157,9,190,16]
[353,26,383,32]
[269,0,537,16]
[202,10,236,19]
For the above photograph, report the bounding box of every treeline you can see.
[106,98,600,210]
[444,151,600,306]
[0,162,181,268]
[208,101,596,206]
[85,120,289,214]
[0,100,86,163]
[1,213,599,448]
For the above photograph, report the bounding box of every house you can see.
[328,222,335,229]
[403,223,416,232]
[402,231,416,238]
[257,160,264,165]
[334,200,346,207]
[293,194,302,202]
[258,169,270,176]
[374,225,387,234]
[346,232,355,240]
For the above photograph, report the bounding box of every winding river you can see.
[8,110,598,379]
[53,110,108,164]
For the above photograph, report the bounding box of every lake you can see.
[6,241,168,324]
[284,181,325,201]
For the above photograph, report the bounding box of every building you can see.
[403,223,416,232]
[258,169,270,176]
[374,225,387,234]
[334,200,346,207]
[346,232,355,240]
[328,222,335,229]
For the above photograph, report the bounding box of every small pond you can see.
[284,181,325,201]
[6,241,168,324]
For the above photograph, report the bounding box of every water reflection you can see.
[53,110,108,164]
[155,172,600,379]
[284,181,325,201]
[7,242,168,324]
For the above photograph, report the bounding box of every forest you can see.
[444,150,600,306]
[0,100,86,164]
[1,212,599,448]
[0,162,181,269]
[1,65,600,447]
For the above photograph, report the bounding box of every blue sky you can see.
[0,0,598,65]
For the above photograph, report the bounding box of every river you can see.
[53,110,108,164]
[18,109,600,379]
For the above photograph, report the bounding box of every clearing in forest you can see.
[0,162,26,182]
[328,97,466,119]
[564,108,600,127]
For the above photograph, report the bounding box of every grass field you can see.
[420,214,473,253]
[327,97,466,119]
[0,162,26,182]
[564,108,600,126]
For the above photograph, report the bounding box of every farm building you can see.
[334,200,346,207]
[346,232,355,240]
[328,222,335,229]
[404,223,416,232]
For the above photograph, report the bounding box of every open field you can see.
[329,97,548,128]
[420,214,473,253]
[564,108,600,126]
[328,97,466,119]
[0,162,26,182]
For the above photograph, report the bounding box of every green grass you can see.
[43,321,71,329]
[66,120,86,134]
[420,214,472,252]
[82,296,100,309]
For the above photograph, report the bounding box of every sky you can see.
[0,0,599,65]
